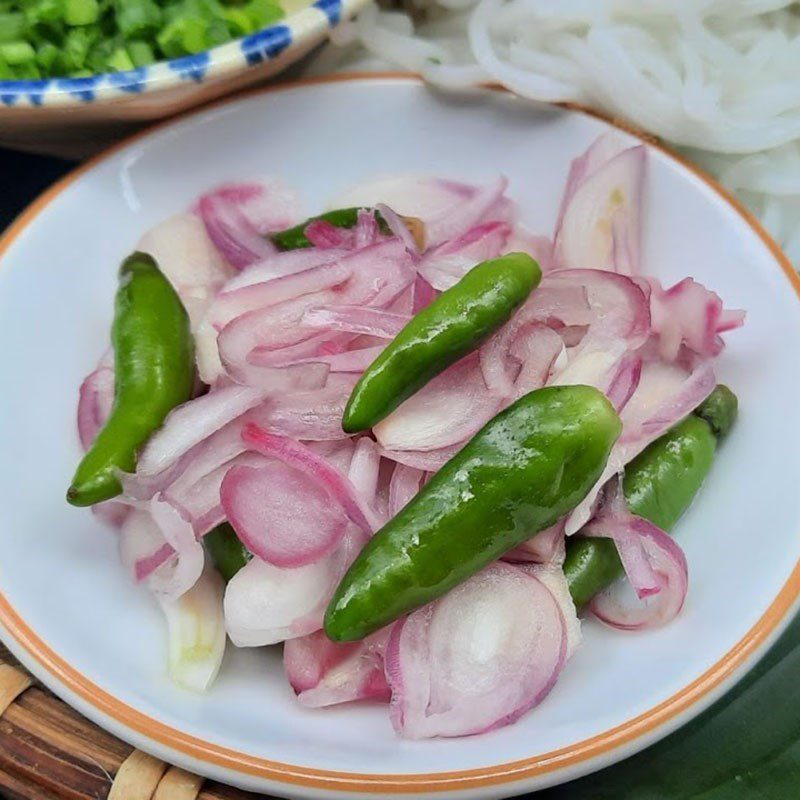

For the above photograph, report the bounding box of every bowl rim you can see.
[1,71,799,795]
[0,0,365,107]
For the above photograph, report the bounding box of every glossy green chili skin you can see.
[67,252,195,507]
[326,385,622,641]
[563,384,738,608]
[694,383,738,438]
[205,523,252,582]
[342,253,542,433]
[270,207,391,250]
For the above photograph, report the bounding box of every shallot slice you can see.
[77,355,114,451]
[388,464,424,517]
[385,562,566,739]
[649,277,745,361]
[198,193,277,270]
[373,356,502,452]
[224,248,349,291]
[221,462,349,567]
[284,629,391,708]
[136,385,267,478]
[554,144,645,275]
[158,565,226,693]
[419,221,511,291]
[208,261,353,330]
[585,479,689,630]
[224,555,337,646]
[241,424,382,532]
[302,306,410,339]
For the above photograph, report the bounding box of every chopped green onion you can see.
[0,38,34,63]
[64,0,100,26]
[127,38,154,65]
[0,0,288,78]
[0,12,25,42]
[106,44,133,70]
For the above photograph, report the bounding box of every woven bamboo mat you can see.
[0,643,265,800]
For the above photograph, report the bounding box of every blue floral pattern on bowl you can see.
[0,0,352,108]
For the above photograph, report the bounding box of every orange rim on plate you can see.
[1,73,799,794]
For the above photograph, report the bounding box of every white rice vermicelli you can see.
[307,0,800,265]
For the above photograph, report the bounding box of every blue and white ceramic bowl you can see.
[0,0,367,158]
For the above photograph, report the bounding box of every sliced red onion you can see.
[413,275,436,313]
[379,444,460,472]
[554,143,645,275]
[137,213,233,331]
[223,555,337,646]
[136,385,267,478]
[330,176,473,222]
[224,248,349,291]
[91,500,130,529]
[162,451,264,537]
[197,193,277,271]
[605,353,643,413]
[217,240,413,375]
[77,356,115,451]
[555,134,630,235]
[264,345,385,374]
[242,424,382,532]
[221,462,349,567]
[373,356,502,452]
[119,509,174,583]
[505,226,554,272]
[348,437,381,504]
[249,379,357,441]
[506,521,566,566]
[419,221,511,292]
[159,565,226,693]
[388,464,424,517]
[385,562,566,739]
[483,321,564,399]
[585,479,689,630]
[302,306,410,339]
[543,269,651,344]
[195,181,301,235]
[208,261,353,330]
[284,628,391,708]
[147,496,204,600]
[564,361,715,536]
[355,209,381,248]
[305,220,355,249]
[376,203,421,255]
[649,277,746,361]
[425,177,509,246]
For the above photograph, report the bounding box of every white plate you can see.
[1,75,799,800]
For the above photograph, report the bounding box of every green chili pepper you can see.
[342,253,542,434]
[205,522,251,582]
[67,252,195,507]
[694,383,737,438]
[270,208,391,251]
[325,384,621,642]
[563,385,738,608]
